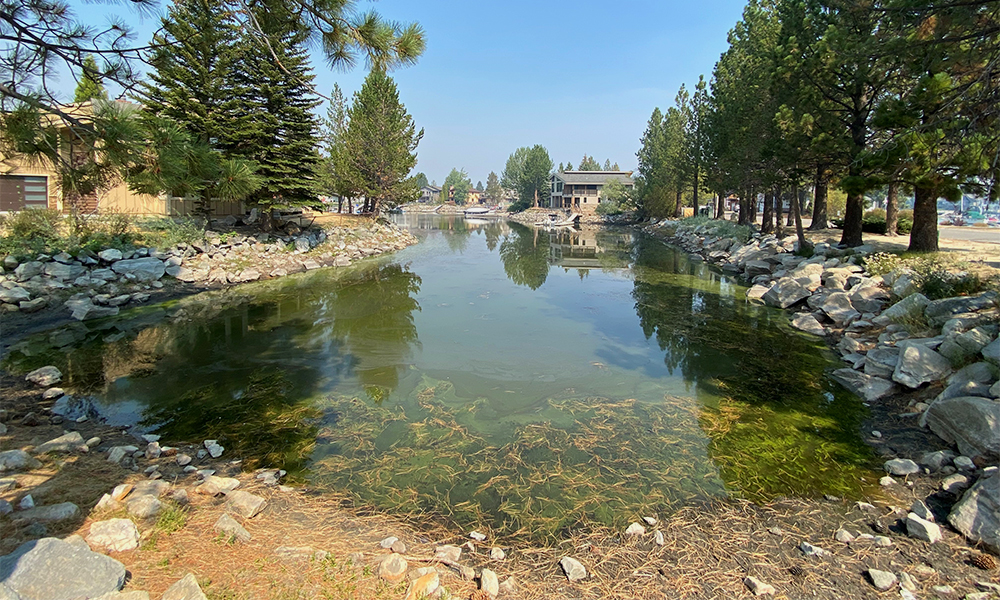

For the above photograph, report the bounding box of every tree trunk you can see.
[908,184,939,252]
[786,189,795,226]
[809,163,829,230]
[715,192,725,219]
[775,188,784,238]
[748,186,757,223]
[761,191,774,234]
[675,189,683,218]
[337,196,343,213]
[792,183,810,252]
[839,192,865,247]
[886,181,899,236]
[692,165,699,213]
[738,190,750,226]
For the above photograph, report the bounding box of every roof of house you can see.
[421,185,442,193]
[554,171,634,185]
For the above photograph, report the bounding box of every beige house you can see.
[0,102,241,216]
[549,171,634,215]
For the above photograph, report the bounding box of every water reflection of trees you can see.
[499,222,551,290]
[629,235,874,500]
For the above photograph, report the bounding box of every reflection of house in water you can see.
[545,228,630,269]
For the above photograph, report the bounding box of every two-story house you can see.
[548,171,634,215]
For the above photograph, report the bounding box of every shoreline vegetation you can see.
[0,213,998,600]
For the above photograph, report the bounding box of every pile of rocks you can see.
[650,219,999,553]
[0,221,417,320]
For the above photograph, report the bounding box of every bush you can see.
[595,200,624,216]
[136,217,205,249]
[69,210,138,252]
[0,209,64,256]
[680,215,752,243]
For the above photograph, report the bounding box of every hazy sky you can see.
[71,0,747,186]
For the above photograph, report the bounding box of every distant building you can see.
[419,185,442,203]
[549,171,634,215]
[466,188,483,204]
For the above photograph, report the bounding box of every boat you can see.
[464,206,491,216]
[534,212,582,228]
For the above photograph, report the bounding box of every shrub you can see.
[595,200,624,216]
[862,252,903,277]
[0,209,64,255]
[680,215,752,243]
[136,217,205,249]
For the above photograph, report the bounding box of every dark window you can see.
[0,175,48,211]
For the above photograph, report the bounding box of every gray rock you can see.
[921,396,1000,460]
[378,554,407,582]
[18,298,46,313]
[993,380,1000,398]
[559,556,587,582]
[214,513,251,543]
[884,458,920,476]
[0,450,42,472]
[925,291,998,327]
[25,365,61,387]
[954,455,976,471]
[434,545,461,562]
[920,450,956,471]
[936,380,994,402]
[223,490,266,519]
[830,369,898,402]
[911,499,935,522]
[906,512,942,543]
[745,260,773,278]
[14,261,43,280]
[480,568,499,597]
[948,362,997,386]
[106,445,139,464]
[110,257,165,282]
[43,261,86,280]
[864,348,900,379]
[0,287,31,303]
[820,292,860,325]
[86,519,140,552]
[984,338,1000,366]
[0,538,126,599]
[893,344,952,388]
[882,293,930,324]
[948,472,999,552]
[94,592,150,600]
[98,249,123,263]
[65,296,119,321]
[867,569,897,591]
[198,475,239,496]
[203,439,224,458]
[35,431,85,454]
[762,278,811,309]
[50,396,96,422]
[851,285,890,313]
[15,502,80,524]
[791,313,825,336]
[161,573,208,600]
[126,495,163,520]
[941,473,970,493]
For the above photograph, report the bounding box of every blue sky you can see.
[74,0,747,186]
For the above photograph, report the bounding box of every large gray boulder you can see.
[819,292,860,325]
[925,291,998,327]
[65,297,119,321]
[831,368,898,402]
[0,287,30,303]
[86,519,140,552]
[882,293,930,324]
[15,502,80,524]
[948,472,999,552]
[34,432,85,454]
[920,396,1000,460]
[763,278,811,309]
[24,366,61,387]
[850,285,890,313]
[0,537,126,599]
[42,262,86,281]
[984,338,1000,366]
[892,344,952,388]
[110,257,165,282]
[864,348,900,379]
[14,261,43,280]
[791,313,825,336]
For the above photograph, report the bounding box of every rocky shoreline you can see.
[643,219,999,550]
[0,218,417,347]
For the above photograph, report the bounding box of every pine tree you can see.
[225,2,322,220]
[141,0,238,147]
[485,171,502,202]
[74,56,105,103]
[342,69,423,215]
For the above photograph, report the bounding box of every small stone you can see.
[379,536,398,549]
[469,530,487,542]
[214,513,251,543]
[480,568,499,598]
[0,450,41,472]
[900,572,918,591]
[885,458,921,475]
[87,518,140,552]
[490,547,506,561]
[378,554,407,582]
[403,571,439,600]
[434,545,461,562]
[642,515,658,526]
[911,499,935,522]
[799,541,828,557]
[42,387,64,400]
[835,529,855,543]
[15,502,80,523]
[954,456,976,471]
[86,437,101,448]
[906,512,943,543]
[868,568,898,591]
[880,475,897,487]
[19,494,34,509]
[559,556,587,582]
[941,473,970,493]
[390,540,406,554]
[25,366,62,387]
[654,530,665,546]
[111,484,133,502]
[126,495,163,520]
[223,490,266,519]
[932,585,955,596]
[203,440,224,458]
[197,476,239,496]
[176,454,192,466]
[145,441,161,459]
[94,494,121,512]
[744,576,776,596]
[874,535,893,547]
[161,573,208,600]
[625,522,646,536]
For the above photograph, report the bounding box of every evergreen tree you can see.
[342,69,423,215]
[317,84,358,212]
[565,161,574,171]
[485,171,502,202]
[476,181,484,191]
[603,158,612,171]
[444,169,472,204]
[415,173,429,189]
[74,56,105,103]
[225,2,322,220]
[141,0,237,147]
[579,154,601,170]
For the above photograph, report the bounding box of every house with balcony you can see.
[549,171,634,215]
[419,185,442,203]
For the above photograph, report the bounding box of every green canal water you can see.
[4,215,877,539]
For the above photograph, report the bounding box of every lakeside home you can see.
[549,171,634,215]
